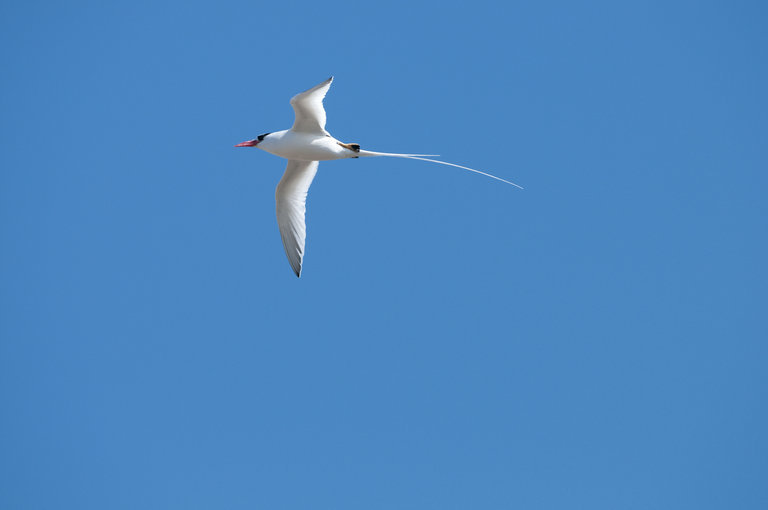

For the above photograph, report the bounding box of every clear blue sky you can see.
[1,1,766,509]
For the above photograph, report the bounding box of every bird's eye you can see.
[257,133,270,141]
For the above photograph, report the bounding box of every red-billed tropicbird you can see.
[235,77,522,277]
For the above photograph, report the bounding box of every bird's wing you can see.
[275,159,319,277]
[290,77,333,134]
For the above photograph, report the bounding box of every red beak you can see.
[235,139,259,147]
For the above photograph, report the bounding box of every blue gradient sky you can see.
[1,1,767,509]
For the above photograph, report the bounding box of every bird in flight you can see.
[236,77,522,277]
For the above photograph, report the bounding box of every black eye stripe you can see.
[257,133,270,141]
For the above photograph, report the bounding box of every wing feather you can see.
[275,160,319,277]
[290,77,333,134]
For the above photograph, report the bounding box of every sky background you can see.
[1,1,767,509]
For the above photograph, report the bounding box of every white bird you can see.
[236,77,522,277]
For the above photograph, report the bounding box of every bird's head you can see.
[235,132,270,147]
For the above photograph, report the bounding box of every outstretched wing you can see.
[290,77,333,134]
[275,159,319,277]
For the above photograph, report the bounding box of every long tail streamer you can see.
[357,150,523,189]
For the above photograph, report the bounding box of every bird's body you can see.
[258,130,355,161]
[236,77,521,277]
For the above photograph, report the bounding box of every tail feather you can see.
[357,150,523,189]
[358,150,440,158]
